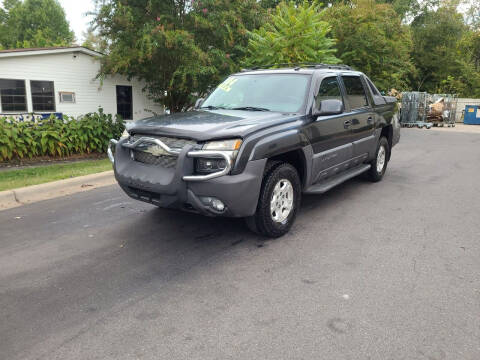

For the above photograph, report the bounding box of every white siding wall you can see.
[0,52,163,120]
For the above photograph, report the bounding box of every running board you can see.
[304,164,371,194]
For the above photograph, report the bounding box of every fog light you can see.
[200,196,225,212]
[211,199,225,211]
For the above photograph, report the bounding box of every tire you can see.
[245,162,301,238]
[368,137,389,182]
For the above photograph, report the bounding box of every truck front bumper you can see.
[111,138,266,218]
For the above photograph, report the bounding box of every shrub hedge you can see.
[0,109,124,162]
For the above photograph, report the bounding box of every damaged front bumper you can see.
[108,137,266,217]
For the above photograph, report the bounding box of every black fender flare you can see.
[243,130,313,188]
[249,129,310,161]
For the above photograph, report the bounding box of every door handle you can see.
[367,117,374,123]
[344,120,352,128]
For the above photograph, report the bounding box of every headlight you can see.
[194,139,242,175]
[120,129,129,139]
[203,139,242,151]
[195,157,229,173]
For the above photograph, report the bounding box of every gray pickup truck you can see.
[109,64,400,237]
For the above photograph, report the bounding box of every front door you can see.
[308,76,353,184]
[116,85,133,120]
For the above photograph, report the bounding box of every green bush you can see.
[0,109,125,162]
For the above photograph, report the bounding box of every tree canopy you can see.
[245,1,339,66]
[1,0,477,110]
[322,0,414,91]
[90,0,480,110]
[81,27,106,53]
[94,0,265,112]
[411,4,480,96]
[0,0,74,49]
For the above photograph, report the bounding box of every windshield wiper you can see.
[200,105,227,110]
[231,106,271,112]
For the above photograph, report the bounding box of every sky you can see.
[58,0,96,43]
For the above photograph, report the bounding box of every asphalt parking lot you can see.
[1,128,479,360]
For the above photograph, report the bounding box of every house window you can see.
[0,79,27,112]
[59,92,75,103]
[116,85,132,120]
[31,80,56,112]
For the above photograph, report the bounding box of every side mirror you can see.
[313,99,343,117]
[195,98,204,109]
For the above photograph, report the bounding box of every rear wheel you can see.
[246,162,301,238]
[368,137,389,182]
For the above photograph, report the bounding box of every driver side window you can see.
[315,77,343,110]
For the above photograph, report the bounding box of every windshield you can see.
[201,74,311,113]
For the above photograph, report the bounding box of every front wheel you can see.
[368,137,389,182]
[246,162,301,238]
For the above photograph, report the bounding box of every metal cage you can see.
[400,92,458,129]
[400,92,432,128]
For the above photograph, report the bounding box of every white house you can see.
[0,46,163,121]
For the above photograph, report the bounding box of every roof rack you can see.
[241,63,352,71]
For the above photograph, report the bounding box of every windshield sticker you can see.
[218,77,238,92]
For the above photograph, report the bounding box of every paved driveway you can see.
[1,129,479,360]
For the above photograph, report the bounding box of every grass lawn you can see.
[0,159,112,191]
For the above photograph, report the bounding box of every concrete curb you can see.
[0,170,116,211]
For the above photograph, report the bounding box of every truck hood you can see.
[125,109,299,141]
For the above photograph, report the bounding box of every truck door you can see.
[307,75,354,184]
[339,75,376,159]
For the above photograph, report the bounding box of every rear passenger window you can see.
[342,76,368,109]
[366,78,381,96]
[315,77,343,109]
[366,77,386,106]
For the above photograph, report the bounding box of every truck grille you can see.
[133,150,177,168]
[130,135,196,168]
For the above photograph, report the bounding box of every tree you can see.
[189,0,265,71]
[81,27,106,53]
[0,0,74,49]
[245,1,339,67]
[260,0,323,8]
[0,0,21,48]
[465,1,480,29]
[453,29,480,96]
[94,0,265,112]
[322,0,414,91]
[411,5,468,93]
[461,30,480,71]
[377,0,440,21]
